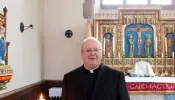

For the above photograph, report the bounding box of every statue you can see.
[167,34,174,57]
[127,24,151,57]
[0,25,6,64]
[144,34,151,58]
[128,34,134,58]
[105,34,112,57]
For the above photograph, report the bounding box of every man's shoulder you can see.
[64,66,82,77]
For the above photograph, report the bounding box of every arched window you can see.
[101,0,172,6]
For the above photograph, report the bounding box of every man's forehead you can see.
[83,39,101,48]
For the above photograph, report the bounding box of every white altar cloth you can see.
[125,76,175,83]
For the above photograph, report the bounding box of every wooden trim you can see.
[0,80,63,100]
[0,80,45,100]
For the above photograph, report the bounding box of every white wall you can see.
[0,0,44,94]
[44,0,87,80]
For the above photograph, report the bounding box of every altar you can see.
[86,8,175,100]
[126,76,175,100]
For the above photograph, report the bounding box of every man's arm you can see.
[116,72,130,100]
[61,75,68,100]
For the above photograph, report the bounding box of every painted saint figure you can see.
[128,34,134,58]
[105,34,112,57]
[0,25,6,64]
[167,34,174,57]
[144,34,151,58]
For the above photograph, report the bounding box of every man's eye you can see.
[86,50,91,52]
[94,49,98,52]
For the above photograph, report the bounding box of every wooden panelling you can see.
[0,80,63,100]
[0,81,45,100]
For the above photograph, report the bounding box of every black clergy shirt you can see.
[83,65,101,100]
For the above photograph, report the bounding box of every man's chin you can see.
[89,63,99,68]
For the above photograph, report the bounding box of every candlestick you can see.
[171,52,175,76]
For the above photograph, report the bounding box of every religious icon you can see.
[128,34,134,58]
[167,34,174,57]
[0,25,6,65]
[105,34,112,57]
[127,24,151,57]
[144,34,151,58]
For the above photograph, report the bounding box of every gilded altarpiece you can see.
[92,9,175,77]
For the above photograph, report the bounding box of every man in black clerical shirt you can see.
[61,37,130,100]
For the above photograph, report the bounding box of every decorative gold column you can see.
[86,22,91,37]
[99,23,103,44]
[113,24,116,56]
[95,21,99,40]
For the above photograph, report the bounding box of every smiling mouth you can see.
[89,58,96,59]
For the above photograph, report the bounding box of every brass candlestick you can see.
[171,57,175,76]
[155,54,159,76]
[122,54,126,75]
[160,56,165,76]
[165,55,169,76]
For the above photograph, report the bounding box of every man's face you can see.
[81,39,102,70]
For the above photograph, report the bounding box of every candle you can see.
[104,38,105,54]
[113,37,115,51]
[123,37,125,53]
[155,37,157,53]
[164,37,167,53]
[172,52,174,58]
[162,53,164,58]
[38,93,45,100]
[118,53,120,58]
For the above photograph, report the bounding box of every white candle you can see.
[118,53,120,58]
[165,37,167,53]
[155,37,157,52]
[38,93,45,100]
[172,52,174,58]
[162,53,164,58]
[123,37,125,53]
[104,38,105,54]
[113,37,115,51]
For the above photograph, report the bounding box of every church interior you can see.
[0,0,175,100]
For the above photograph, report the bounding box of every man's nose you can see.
[90,50,96,54]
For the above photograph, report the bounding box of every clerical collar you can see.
[83,65,101,74]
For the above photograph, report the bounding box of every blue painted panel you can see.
[125,24,154,58]
[164,94,175,100]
